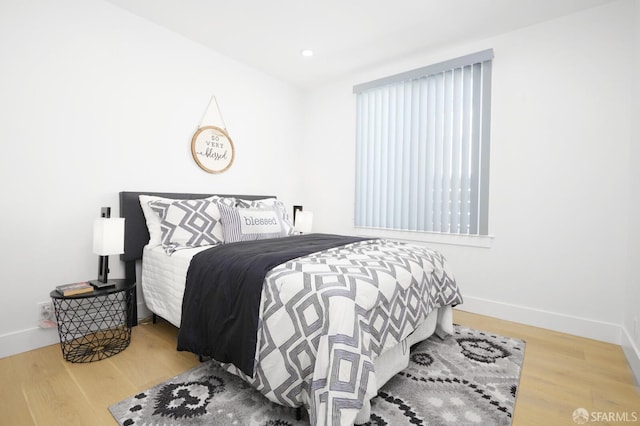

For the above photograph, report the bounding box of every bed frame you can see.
[118,191,275,327]
[118,191,455,424]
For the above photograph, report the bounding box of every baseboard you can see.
[457,295,623,345]
[621,327,640,386]
[137,300,151,322]
[0,326,60,359]
[0,300,152,359]
[3,295,638,378]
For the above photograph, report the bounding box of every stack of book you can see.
[56,281,94,296]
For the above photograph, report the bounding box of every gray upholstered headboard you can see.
[118,191,275,325]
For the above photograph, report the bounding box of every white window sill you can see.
[354,227,494,248]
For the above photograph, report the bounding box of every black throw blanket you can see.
[177,233,370,377]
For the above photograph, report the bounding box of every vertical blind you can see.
[354,49,493,236]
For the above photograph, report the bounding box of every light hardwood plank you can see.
[453,309,640,426]
[1,312,637,425]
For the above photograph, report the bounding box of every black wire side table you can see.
[50,279,135,363]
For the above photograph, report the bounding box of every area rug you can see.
[109,325,525,425]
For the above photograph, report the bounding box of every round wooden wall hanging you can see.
[190,125,235,174]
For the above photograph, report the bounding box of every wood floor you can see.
[1,309,638,425]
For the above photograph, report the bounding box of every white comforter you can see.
[218,239,463,425]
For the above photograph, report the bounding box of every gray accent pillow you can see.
[236,198,295,235]
[218,203,288,243]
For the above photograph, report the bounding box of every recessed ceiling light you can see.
[300,49,314,57]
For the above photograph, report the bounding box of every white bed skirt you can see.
[354,305,453,424]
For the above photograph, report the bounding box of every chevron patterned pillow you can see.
[149,197,235,255]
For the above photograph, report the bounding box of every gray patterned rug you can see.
[109,325,525,425]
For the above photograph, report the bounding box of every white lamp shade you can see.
[295,211,314,234]
[93,217,125,255]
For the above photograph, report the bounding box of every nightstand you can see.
[50,279,135,363]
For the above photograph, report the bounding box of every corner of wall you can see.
[621,327,640,386]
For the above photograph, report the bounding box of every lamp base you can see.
[89,279,118,289]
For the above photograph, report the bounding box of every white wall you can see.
[300,0,636,347]
[0,0,304,357]
[624,0,640,384]
[2,0,637,373]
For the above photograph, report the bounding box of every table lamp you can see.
[89,207,125,288]
[295,211,314,234]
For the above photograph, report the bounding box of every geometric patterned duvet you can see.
[221,239,463,426]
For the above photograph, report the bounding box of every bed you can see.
[119,191,463,425]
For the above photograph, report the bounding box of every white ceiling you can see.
[106,0,616,89]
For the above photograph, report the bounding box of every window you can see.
[353,49,493,237]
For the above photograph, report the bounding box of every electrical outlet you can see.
[38,301,56,328]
